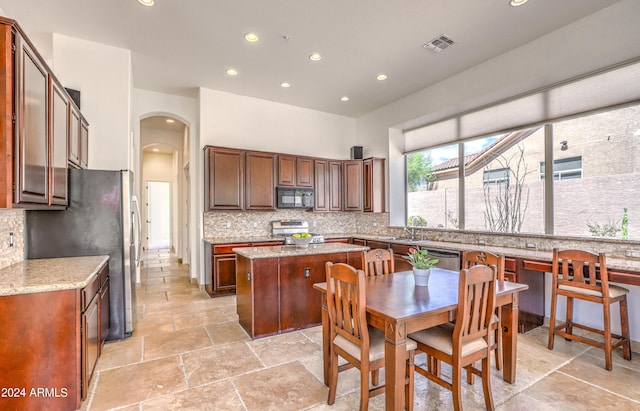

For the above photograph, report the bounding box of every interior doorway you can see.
[146,181,171,250]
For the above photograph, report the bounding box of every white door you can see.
[147,181,171,250]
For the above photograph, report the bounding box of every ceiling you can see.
[0,0,621,118]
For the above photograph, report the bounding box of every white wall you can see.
[52,34,132,171]
[199,88,356,158]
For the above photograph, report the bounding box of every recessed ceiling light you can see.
[280,82,291,88]
[244,33,259,43]
[225,68,238,76]
[509,0,528,6]
[152,148,159,152]
[376,74,388,81]
[340,96,350,102]
[309,52,322,61]
[166,119,175,123]
[137,0,154,6]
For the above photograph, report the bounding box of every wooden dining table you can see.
[313,268,529,411]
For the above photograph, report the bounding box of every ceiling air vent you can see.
[423,34,455,53]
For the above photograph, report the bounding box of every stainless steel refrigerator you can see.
[25,169,141,341]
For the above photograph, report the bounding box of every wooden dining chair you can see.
[409,265,497,411]
[461,250,505,373]
[325,262,416,411]
[548,249,632,371]
[362,248,395,276]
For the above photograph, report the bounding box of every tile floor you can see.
[81,249,640,410]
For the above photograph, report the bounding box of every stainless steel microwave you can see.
[277,187,314,209]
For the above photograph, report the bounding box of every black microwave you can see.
[277,187,314,209]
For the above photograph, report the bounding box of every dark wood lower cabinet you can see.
[237,251,361,339]
[0,261,109,410]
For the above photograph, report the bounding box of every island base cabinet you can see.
[236,251,362,339]
[236,256,280,339]
[0,290,79,411]
[280,253,348,333]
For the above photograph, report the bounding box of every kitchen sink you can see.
[377,236,413,242]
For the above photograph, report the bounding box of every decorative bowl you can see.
[291,236,313,248]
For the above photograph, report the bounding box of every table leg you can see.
[320,294,330,386]
[384,324,406,411]
[501,293,519,383]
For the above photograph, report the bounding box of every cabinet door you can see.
[80,116,89,168]
[205,147,244,210]
[296,157,314,187]
[14,35,48,205]
[213,253,238,293]
[342,160,363,211]
[279,254,347,332]
[277,154,296,186]
[314,159,328,211]
[328,160,342,211]
[82,295,99,399]
[100,279,110,350]
[68,104,81,166]
[245,151,276,210]
[363,157,385,213]
[49,77,69,205]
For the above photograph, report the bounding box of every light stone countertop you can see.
[0,255,109,297]
[233,242,369,259]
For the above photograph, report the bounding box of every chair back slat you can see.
[553,249,608,298]
[455,265,496,346]
[362,249,395,276]
[326,262,368,348]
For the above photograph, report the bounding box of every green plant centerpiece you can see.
[404,248,439,286]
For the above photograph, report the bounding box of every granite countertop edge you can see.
[0,255,110,297]
[234,243,369,259]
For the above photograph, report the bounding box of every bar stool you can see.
[547,249,632,371]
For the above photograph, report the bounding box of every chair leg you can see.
[548,291,557,350]
[620,296,632,361]
[451,362,463,411]
[405,351,415,411]
[327,349,339,405]
[372,369,380,386]
[360,363,370,411]
[603,301,613,371]
[481,356,495,411]
[565,297,574,338]
[495,312,503,371]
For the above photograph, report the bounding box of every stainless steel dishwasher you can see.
[423,248,461,271]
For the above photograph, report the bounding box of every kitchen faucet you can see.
[403,226,415,240]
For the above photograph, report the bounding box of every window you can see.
[540,156,582,180]
[406,143,459,229]
[483,168,510,186]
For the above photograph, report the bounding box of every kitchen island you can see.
[234,242,368,339]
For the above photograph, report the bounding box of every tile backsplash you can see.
[203,210,391,238]
[0,209,25,269]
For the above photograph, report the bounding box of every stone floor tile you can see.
[248,330,323,367]
[143,327,212,361]
[182,342,264,386]
[141,381,244,410]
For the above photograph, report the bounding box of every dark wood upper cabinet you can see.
[0,18,87,209]
[14,32,49,206]
[342,160,363,211]
[328,160,342,211]
[204,146,245,210]
[68,104,80,166]
[49,77,69,206]
[296,157,314,187]
[363,157,385,213]
[278,155,314,188]
[314,159,329,211]
[245,151,276,210]
[80,116,89,169]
